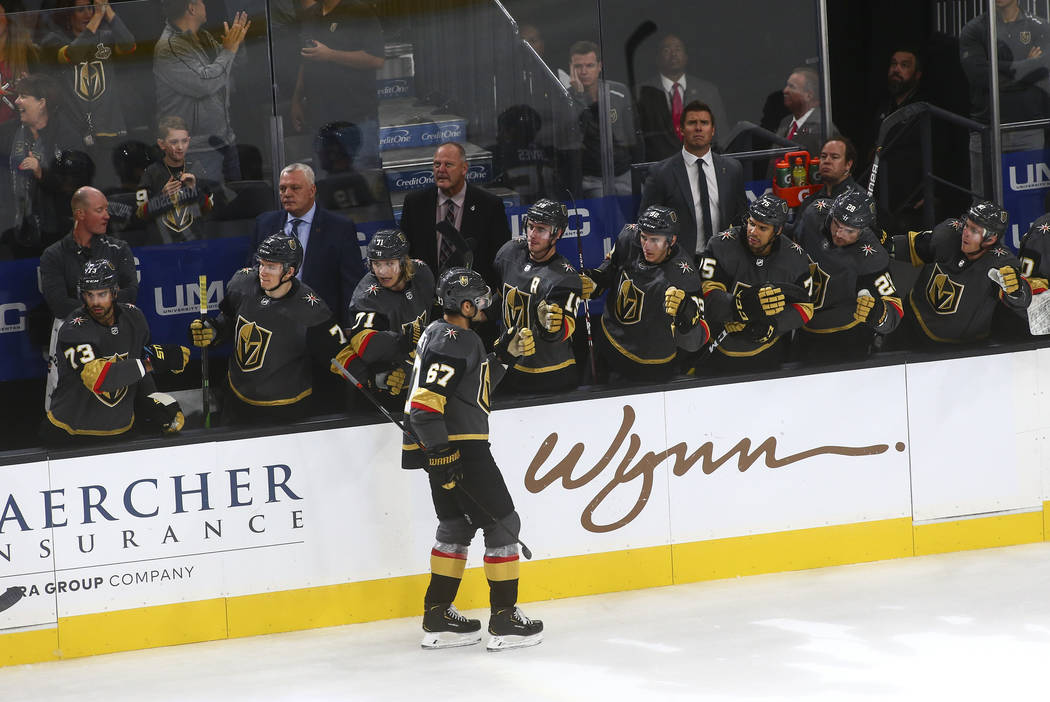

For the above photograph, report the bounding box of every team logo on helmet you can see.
[236,316,272,371]
[614,272,645,325]
[926,264,964,315]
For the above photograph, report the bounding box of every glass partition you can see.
[2,0,1045,457]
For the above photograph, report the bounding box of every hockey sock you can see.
[484,546,520,612]
[425,542,467,606]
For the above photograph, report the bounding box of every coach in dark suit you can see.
[398,142,511,286]
[251,163,365,324]
[636,34,729,161]
[640,101,746,258]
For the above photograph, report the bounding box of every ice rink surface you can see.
[4,542,1050,702]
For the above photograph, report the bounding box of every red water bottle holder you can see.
[772,150,821,207]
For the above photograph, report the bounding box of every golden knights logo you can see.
[808,261,831,310]
[93,353,129,407]
[925,264,964,315]
[236,316,272,371]
[477,359,492,414]
[502,283,532,329]
[74,61,106,102]
[615,271,644,325]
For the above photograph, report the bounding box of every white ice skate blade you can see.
[421,630,482,649]
[486,632,543,651]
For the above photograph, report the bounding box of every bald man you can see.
[40,186,138,409]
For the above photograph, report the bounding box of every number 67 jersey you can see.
[403,320,506,463]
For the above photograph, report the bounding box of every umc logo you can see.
[1008,163,1050,191]
[154,279,223,316]
[0,302,26,333]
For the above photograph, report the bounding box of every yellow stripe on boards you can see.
[227,575,430,638]
[672,517,914,583]
[913,511,1043,557]
[58,598,228,659]
[0,628,60,666]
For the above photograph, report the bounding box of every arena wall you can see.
[2,349,1048,666]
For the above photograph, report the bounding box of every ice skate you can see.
[486,606,543,651]
[421,604,482,649]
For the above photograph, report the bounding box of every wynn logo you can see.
[526,405,905,533]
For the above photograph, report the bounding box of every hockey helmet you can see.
[748,193,790,231]
[78,260,119,298]
[636,205,679,238]
[437,267,492,313]
[966,201,1008,241]
[830,189,877,229]
[524,198,569,236]
[78,259,119,296]
[367,229,410,260]
[256,232,304,272]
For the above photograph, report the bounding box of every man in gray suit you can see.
[636,34,729,161]
[775,66,836,159]
[640,101,746,259]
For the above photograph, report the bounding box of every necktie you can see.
[289,218,303,239]
[697,158,713,250]
[439,201,457,269]
[787,120,799,141]
[671,83,683,141]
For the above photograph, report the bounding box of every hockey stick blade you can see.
[436,221,474,270]
[0,586,24,614]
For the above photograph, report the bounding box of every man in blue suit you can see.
[252,163,366,324]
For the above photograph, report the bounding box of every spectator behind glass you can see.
[7,73,90,255]
[135,114,216,244]
[959,0,1050,198]
[0,1,39,127]
[290,0,384,170]
[40,0,135,146]
[568,40,639,197]
[0,1,40,240]
[636,33,729,160]
[153,0,249,184]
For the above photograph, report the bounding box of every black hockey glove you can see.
[854,293,887,327]
[734,284,786,322]
[744,319,778,344]
[426,445,463,490]
[144,392,185,435]
[397,318,424,353]
[145,344,190,374]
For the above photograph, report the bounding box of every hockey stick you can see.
[330,359,533,560]
[867,102,928,198]
[436,221,474,270]
[0,586,24,614]
[199,275,210,428]
[624,20,657,97]
[566,190,598,382]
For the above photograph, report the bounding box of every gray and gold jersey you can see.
[895,219,1032,343]
[48,303,154,436]
[218,268,346,406]
[405,319,506,452]
[494,239,581,382]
